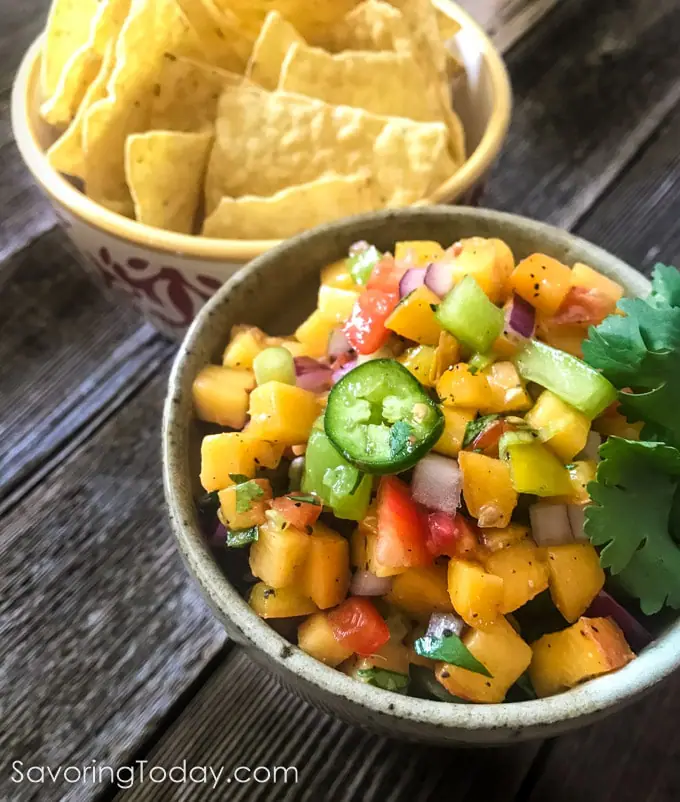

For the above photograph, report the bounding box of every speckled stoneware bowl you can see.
[163,206,680,745]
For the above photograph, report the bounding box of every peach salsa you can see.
[193,237,680,703]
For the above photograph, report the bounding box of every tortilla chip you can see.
[205,86,454,212]
[315,0,411,52]
[47,42,116,179]
[202,173,379,239]
[388,0,465,165]
[126,130,213,233]
[176,0,250,72]
[40,0,99,100]
[83,0,207,215]
[215,0,360,41]
[434,5,461,41]
[279,43,440,122]
[246,10,305,90]
[149,56,239,132]
[40,0,132,127]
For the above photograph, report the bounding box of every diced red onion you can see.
[579,431,602,461]
[567,504,588,542]
[349,240,370,257]
[332,358,358,384]
[424,261,455,297]
[294,357,333,392]
[350,570,393,596]
[411,454,462,515]
[398,268,426,298]
[586,590,652,652]
[209,521,228,547]
[505,294,536,340]
[426,612,465,639]
[328,328,352,358]
[529,502,573,546]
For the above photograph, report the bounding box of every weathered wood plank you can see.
[0,0,57,262]
[525,676,680,802]
[485,0,680,227]
[113,650,540,802]
[0,371,226,802]
[575,101,680,274]
[0,228,171,510]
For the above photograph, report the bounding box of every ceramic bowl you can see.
[163,206,680,745]
[11,1,511,339]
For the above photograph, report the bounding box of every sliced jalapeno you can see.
[324,360,444,473]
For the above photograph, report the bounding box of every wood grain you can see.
[575,102,680,274]
[0,229,170,511]
[525,677,680,802]
[0,0,57,263]
[485,0,680,228]
[0,371,225,802]
[114,650,540,802]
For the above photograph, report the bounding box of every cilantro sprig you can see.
[585,438,680,614]
[583,264,680,447]
[582,264,680,614]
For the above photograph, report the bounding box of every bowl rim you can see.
[11,1,511,263]
[163,206,679,736]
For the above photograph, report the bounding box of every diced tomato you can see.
[366,254,404,294]
[343,289,399,355]
[375,476,431,568]
[469,418,516,458]
[553,286,616,326]
[426,511,479,559]
[270,494,322,529]
[327,597,390,656]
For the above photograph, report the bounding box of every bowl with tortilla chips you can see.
[12,0,511,337]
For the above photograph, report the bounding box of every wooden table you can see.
[2,1,680,800]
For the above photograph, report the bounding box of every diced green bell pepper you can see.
[499,431,573,496]
[436,276,504,353]
[513,340,616,419]
[302,425,372,520]
[347,245,382,285]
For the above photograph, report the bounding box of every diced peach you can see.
[386,565,453,616]
[437,363,494,410]
[294,310,336,357]
[435,617,532,703]
[192,365,255,428]
[298,612,353,666]
[433,406,476,458]
[571,263,624,305]
[218,478,272,529]
[510,253,572,315]
[482,361,532,414]
[525,390,590,461]
[480,524,530,552]
[529,617,635,697]
[321,259,355,290]
[395,240,445,266]
[247,382,320,445]
[386,285,442,345]
[482,541,549,613]
[199,433,284,491]
[448,558,504,628]
[303,522,351,609]
[546,543,605,622]
[459,451,518,528]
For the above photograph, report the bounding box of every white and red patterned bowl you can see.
[11,1,511,340]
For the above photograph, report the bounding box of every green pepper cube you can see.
[436,276,505,353]
[513,340,617,419]
[302,426,372,520]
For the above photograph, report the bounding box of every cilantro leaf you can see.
[229,473,250,484]
[355,667,409,693]
[463,414,500,448]
[414,634,492,677]
[584,437,680,613]
[389,421,413,459]
[286,494,321,506]
[226,526,259,548]
[583,274,680,448]
[235,480,265,513]
[649,263,680,308]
